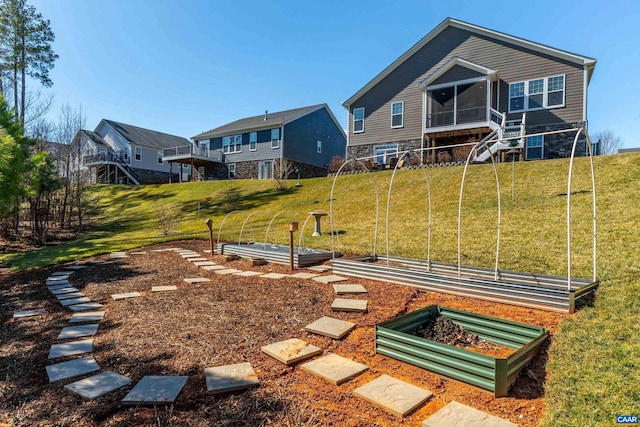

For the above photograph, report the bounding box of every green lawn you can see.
[2,153,639,425]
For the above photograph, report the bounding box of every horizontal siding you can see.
[208,128,282,162]
[431,65,484,86]
[349,26,585,147]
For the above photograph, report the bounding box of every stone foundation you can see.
[526,122,587,159]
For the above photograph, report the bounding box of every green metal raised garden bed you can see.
[375,305,549,397]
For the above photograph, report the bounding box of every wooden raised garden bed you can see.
[375,305,549,397]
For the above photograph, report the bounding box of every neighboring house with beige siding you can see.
[343,18,596,164]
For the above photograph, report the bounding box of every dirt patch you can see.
[414,316,513,358]
[0,239,567,426]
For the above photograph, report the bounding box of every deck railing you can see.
[163,145,222,162]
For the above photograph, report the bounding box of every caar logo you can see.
[617,415,639,425]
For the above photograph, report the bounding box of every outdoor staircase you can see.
[472,111,526,163]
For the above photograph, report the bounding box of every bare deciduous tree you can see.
[273,158,295,192]
[592,129,622,155]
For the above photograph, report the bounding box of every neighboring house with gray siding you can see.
[74,119,193,184]
[343,18,597,164]
[191,104,346,180]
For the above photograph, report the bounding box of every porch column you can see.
[169,162,173,183]
[179,163,183,183]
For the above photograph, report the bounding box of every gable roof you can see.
[80,129,108,146]
[419,57,498,87]
[99,119,191,150]
[343,17,597,108]
[192,104,336,140]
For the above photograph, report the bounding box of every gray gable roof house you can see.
[187,104,346,180]
[343,17,596,165]
[75,119,193,185]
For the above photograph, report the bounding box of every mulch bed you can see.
[0,239,567,426]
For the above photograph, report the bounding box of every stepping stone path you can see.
[308,265,332,273]
[50,287,79,295]
[64,265,86,270]
[187,257,209,262]
[333,284,368,294]
[56,292,86,300]
[313,275,348,284]
[331,298,368,312]
[110,252,127,258]
[111,292,142,300]
[289,272,319,279]
[152,285,177,292]
[260,272,289,279]
[202,265,227,271]
[214,269,242,275]
[183,278,211,284]
[205,362,259,394]
[353,374,433,418]
[87,260,106,265]
[121,376,188,406]
[46,356,100,383]
[65,371,132,401]
[194,261,217,266]
[70,311,105,323]
[233,271,263,277]
[48,339,94,359]
[262,338,322,365]
[301,354,368,385]
[57,324,99,340]
[422,401,518,427]
[181,254,202,259]
[69,302,104,311]
[60,296,92,306]
[52,271,74,277]
[305,316,356,339]
[13,308,46,319]
[130,251,146,255]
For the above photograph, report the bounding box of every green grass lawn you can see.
[2,153,640,425]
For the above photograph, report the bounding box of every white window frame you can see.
[250,132,257,151]
[134,146,141,161]
[373,144,398,165]
[509,74,565,113]
[316,140,322,154]
[222,134,242,154]
[258,160,273,179]
[228,163,236,179]
[271,128,280,149]
[353,107,364,133]
[157,150,163,164]
[391,101,404,128]
[526,135,544,160]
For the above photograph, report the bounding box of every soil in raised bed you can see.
[415,316,514,358]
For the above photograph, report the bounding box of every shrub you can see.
[329,155,345,173]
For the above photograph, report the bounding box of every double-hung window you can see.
[353,107,364,133]
[509,75,565,112]
[157,150,163,164]
[222,134,242,153]
[271,128,280,149]
[526,135,544,160]
[250,132,257,151]
[391,101,403,128]
[317,140,322,153]
[134,147,141,161]
[228,164,236,179]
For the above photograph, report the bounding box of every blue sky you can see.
[28,0,640,147]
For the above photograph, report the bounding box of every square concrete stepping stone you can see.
[422,401,518,427]
[353,374,433,418]
[181,253,201,258]
[46,356,100,383]
[313,275,348,284]
[187,257,209,263]
[233,271,263,277]
[308,265,332,273]
[64,265,86,270]
[70,311,105,323]
[202,265,227,271]
[57,324,99,340]
[52,271,74,277]
[333,284,368,294]
[260,273,289,279]
[111,292,142,300]
[50,287,79,295]
[87,260,106,265]
[47,282,72,289]
[151,249,168,252]
[60,296,92,306]
[48,338,93,359]
[121,376,188,406]
[56,292,86,300]
[183,277,211,284]
[289,272,319,279]
[214,269,242,275]
[205,362,259,395]
[152,285,177,292]
[130,251,147,255]
[301,354,368,385]
[110,252,127,258]
[194,261,217,266]
[65,371,132,400]
[13,308,46,319]
[47,279,71,286]
[261,338,322,365]
[331,298,368,312]
[69,302,104,311]
[305,316,356,339]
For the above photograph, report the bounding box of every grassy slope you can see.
[2,154,639,425]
